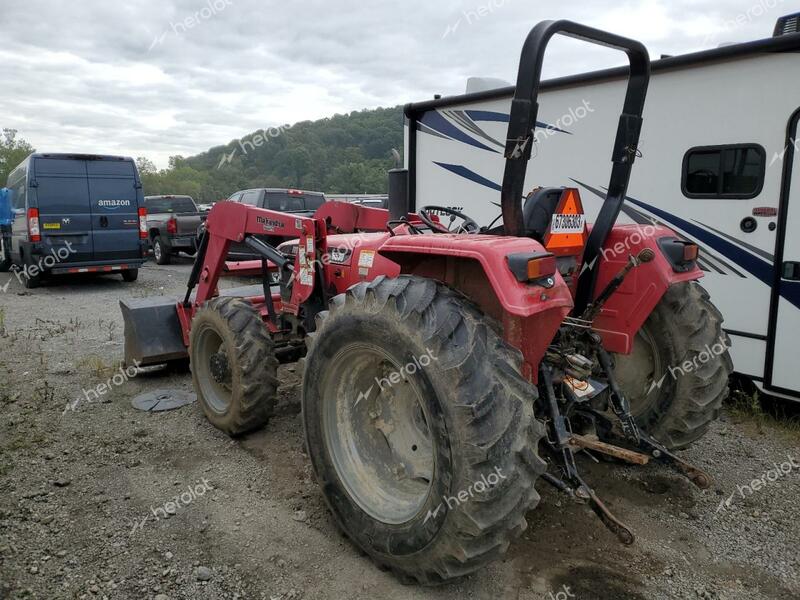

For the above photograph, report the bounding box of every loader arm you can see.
[189,201,327,315]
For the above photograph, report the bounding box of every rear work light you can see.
[658,238,699,273]
[507,252,557,284]
[166,217,177,235]
[288,189,303,196]
[138,207,148,239]
[28,208,41,242]
[683,243,699,262]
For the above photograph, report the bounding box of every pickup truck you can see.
[212,188,327,259]
[144,195,205,265]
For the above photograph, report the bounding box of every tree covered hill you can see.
[137,105,405,203]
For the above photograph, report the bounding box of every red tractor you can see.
[122,21,731,584]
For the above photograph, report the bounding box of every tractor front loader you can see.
[121,20,732,584]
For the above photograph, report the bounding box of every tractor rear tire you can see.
[302,275,546,584]
[189,297,278,436]
[614,281,732,450]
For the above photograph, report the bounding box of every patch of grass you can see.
[728,380,800,435]
[7,433,46,451]
[78,355,116,378]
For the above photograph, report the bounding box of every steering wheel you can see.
[418,206,481,234]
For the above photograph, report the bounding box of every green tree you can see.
[133,105,404,200]
[0,129,35,185]
[135,156,157,175]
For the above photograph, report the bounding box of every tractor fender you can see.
[377,234,574,379]
[591,224,703,354]
[378,234,574,318]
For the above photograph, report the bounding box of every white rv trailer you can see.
[403,13,800,400]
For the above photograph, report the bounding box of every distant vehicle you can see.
[328,194,388,209]
[144,195,205,265]
[0,188,12,272]
[4,153,147,287]
[223,188,327,258]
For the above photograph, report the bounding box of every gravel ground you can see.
[0,259,798,600]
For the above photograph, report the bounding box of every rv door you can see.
[769,111,800,394]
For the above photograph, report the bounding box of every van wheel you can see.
[23,269,42,289]
[0,232,10,272]
[121,269,139,282]
[302,275,546,584]
[153,237,171,265]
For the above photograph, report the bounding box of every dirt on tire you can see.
[302,275,547,584]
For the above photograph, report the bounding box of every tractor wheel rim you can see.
[321,343,434,525]
[194,325,233,413]
[619,325,664,419]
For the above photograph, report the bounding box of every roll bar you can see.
[499,20,650,313]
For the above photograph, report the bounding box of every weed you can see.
[98,319,117,342]
[728,379,800,435]
[78,355,116,378]
[8,433,45,451]
[35,381,55,404]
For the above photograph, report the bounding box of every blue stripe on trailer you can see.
[465,110,571,134]
[419,111,499,153]
[433,162,502,192]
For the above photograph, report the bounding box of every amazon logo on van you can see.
[97,199,132,209]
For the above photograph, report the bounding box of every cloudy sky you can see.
[0,0,793,167]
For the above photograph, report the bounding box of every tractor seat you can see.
[523,187,563,242]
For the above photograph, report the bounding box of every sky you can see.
[0,0,795,168]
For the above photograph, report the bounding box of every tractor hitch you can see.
[539,364,636,546]
[595,344,713,490]
[539,460,636,546]
[636,435,712,490]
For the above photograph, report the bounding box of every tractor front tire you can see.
[614,281,733,450]
[189,297,278,436]
[302,275,546,584]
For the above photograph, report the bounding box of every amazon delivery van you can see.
[4,153,148,287]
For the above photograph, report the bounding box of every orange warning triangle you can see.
[543,188,588,256]
[560,189,583,215]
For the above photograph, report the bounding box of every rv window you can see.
[683,145,765,199]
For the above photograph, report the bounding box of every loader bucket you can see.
[120,297,188,367]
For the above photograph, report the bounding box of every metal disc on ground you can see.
[132,389,196,412]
